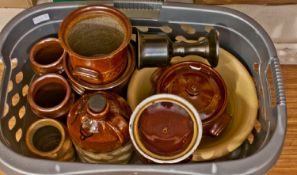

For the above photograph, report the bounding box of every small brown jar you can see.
[30,38,66,75]
[67,91,133,163]
[26,119,75,161]
[130,94,202,164]
[154,61,232,137]
[59,5,132,85]
[27,73,75,118]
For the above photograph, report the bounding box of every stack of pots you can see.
[26,5,135,163]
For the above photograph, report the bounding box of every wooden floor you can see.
[268,65,297,175]
[0,63,296,174]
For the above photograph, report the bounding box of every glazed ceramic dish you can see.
[127,48,258,161]
[129,94,203,163]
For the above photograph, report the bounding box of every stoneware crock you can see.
[63,44,135,95]
[26,118,75,161]
[154,61,232,137]
[27,73,75,118]
[67,91,133,163]
[59,5,132,84]
[129,94,203,164]
[30,38,66,75]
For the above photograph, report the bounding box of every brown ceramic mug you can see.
[154,61,232,137]
[59,5,132,84]
[27,73,75,119]
[30,38,66,75]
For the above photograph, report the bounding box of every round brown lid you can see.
[138,101,194,157]
[156,62,227,121]
[130,94,202,163]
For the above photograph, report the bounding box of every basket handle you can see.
[113,0,164,19]
[270,57,286,106]
[113,0,164,10]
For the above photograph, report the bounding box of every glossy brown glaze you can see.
[67,91,132,154]
[63,44,136,95]
[27,73,74,118]
[30,38,66,75]
[130,94,202,163]
[59,5,132,84]
[155,62,231,137]
[138,101,194,157]
[26,119,75,161]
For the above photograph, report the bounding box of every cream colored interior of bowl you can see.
[127,48,258,161]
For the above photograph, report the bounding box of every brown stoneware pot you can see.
[154,61,232,137]
[67,91,133,163]
[27,73,75,119]
[129,94,202,164]
[59,5,132,84]
[26,119,75,161]
[30,38,66,75]
[63,44,136,95]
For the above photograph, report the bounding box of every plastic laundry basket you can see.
[0,1,287,174]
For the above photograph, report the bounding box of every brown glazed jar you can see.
[30,38,66,75]
[130,94,202,163]
[59,5,132,85]
[27,73,75,119]
[154,61,232,137]
[26,119,75,161]
[67,91,133,163]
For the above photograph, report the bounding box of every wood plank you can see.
[194,0,297,5]
[268,65,297,175]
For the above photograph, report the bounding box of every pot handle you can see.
[208,112,232,137]
[72,66,101,82]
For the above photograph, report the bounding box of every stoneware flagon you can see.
[67,91,133,163]
[129,94,203,164]
[26,119,75,161]
[27,73,75,118]
[30,38,66,75]
[59,5,132,84]
[154,61,232,137]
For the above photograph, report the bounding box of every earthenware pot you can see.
[26,119,75,161]
[154,61,232,137]
[59,5,132,84]
[30,38,66,75]
[27,73,75,118]
[129,94,203,164]
[67,91,133,163]
[63,44,135,95]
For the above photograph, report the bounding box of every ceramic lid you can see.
[156,61,227,121]
[129,94,202,163]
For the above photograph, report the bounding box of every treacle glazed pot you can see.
[59,5,132,84]
[27,73,75,119]
[153,61,232,137]
[30,38,66,75]
[25,119,75,161]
